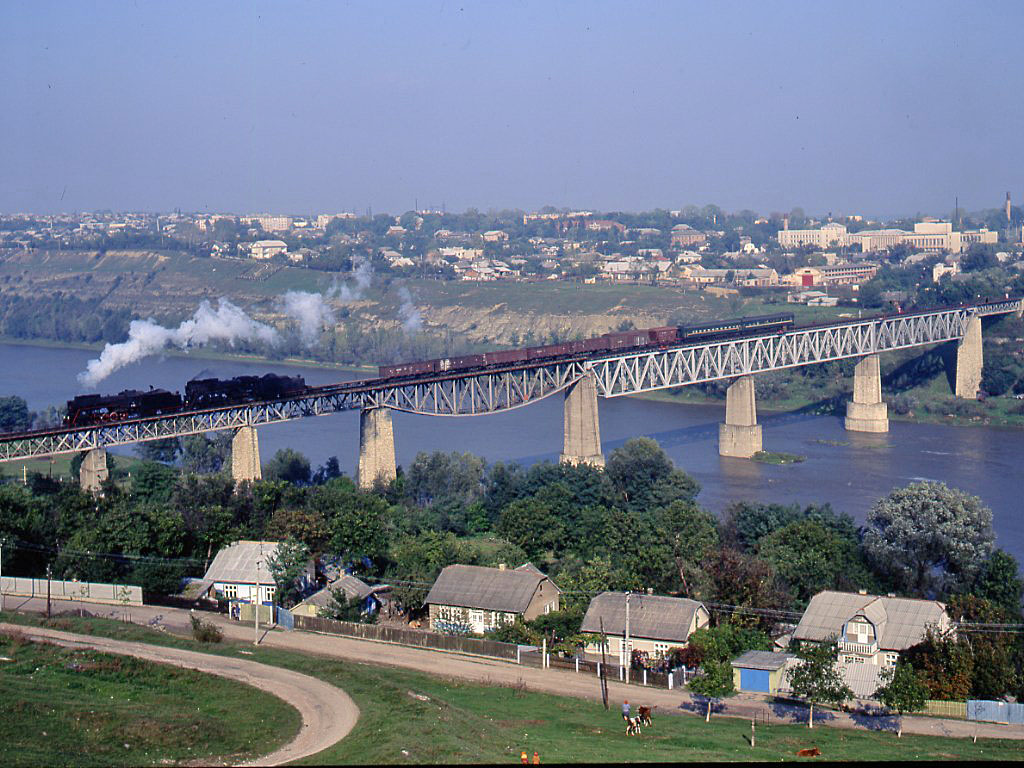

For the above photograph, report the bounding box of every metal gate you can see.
[740,668,771,693]
[276,606,295,630]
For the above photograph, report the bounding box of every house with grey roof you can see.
[732,650,798,694]
[579,592,710,665]
[793,590,951,672]
[201,540,313,605]
[424,563,560,635]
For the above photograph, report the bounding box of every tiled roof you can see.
[793,591,947,651]
[424,564,554,613]
[580,592,706,643]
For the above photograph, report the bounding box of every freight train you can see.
[378,313,795,379]
[64,373,307,427]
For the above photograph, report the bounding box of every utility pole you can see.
[0,540,5,613]
[46,564,52,619]
[624,591,631,685]
[254,543,263,645]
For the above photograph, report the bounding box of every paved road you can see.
[0,621,359,767]
[7,596,1024,742]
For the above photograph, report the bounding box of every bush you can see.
[190,614,223,643]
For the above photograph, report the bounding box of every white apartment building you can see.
[246,215,293,232]
[780,221,998,254]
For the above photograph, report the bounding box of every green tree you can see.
[874,662,928,737]
[786,638,854,728]
[862,482,994,595]
[905,626,974,704]
[0,395,32,433]
[180,432,233,474]
[688,660,735,722]
[267,539,311,607]
[497,497,564,561]
[309,478,390,563]
[131,461,178,504]
[972,550,1024,616]
[688,624,773,665]
[659,500,719,599]
[757,519,873,605]
[605,438,699,512]
[264,448,312,485]
[135,437,181,464]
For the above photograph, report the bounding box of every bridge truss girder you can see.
[0,299,1020,462]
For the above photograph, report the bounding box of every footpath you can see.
[6,595,1024,742]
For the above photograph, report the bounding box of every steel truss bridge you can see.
[1,298,1020,462]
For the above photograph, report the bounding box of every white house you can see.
[201,540,313,605]
[250,239,288,260]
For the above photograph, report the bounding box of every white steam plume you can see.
[279,291,335,346]
[398,286,423,333]
[332,260,373,301]
[78,299,279,387]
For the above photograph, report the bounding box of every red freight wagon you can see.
[647,326,678,345]
[379,360,435,379]
[484,348,529,366]
[602,330,651,350]
[527,343,571,360]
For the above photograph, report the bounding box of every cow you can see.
[625,716,643,736]
[796,747,821,758]
[637,705,654,727]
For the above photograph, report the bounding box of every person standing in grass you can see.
[621,700,631,721]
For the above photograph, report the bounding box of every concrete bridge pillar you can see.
[719,376,762,458]
[845,354,889,433]
[358,407,396,489]
[231,426,262,485]
[79,448,109,492]
[955,315,983,399]
[560,372,604,468]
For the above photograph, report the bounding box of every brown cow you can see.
[796,747,821,757]
[637,705,654,727]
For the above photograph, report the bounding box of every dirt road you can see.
[7,597,1024,742]
[0,621,359,767]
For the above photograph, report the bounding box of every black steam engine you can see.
[64,373,307,427]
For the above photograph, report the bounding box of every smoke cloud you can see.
[78,299,279,388]
[279,291,335,346]
[398,286,423,333]
[332,260,373,301]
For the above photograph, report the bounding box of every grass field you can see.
[0,628,300,767]
[2,612,1021,763]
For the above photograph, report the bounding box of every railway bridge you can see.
[0,298,1020,491]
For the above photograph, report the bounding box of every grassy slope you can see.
[1,612,1020,764]
[0,629,300,767]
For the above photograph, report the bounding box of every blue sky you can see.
[2,1,1022,217]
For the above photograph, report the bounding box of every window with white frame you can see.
[222,583,238,599]
[653,642,671,656]
[469,610,484,627]
[885,652,899,667]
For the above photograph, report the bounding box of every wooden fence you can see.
[294,614,520,660]
[921,700,967,719]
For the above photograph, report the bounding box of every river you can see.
[2,342,1022,562]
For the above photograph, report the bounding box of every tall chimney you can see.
[1007,192,1013,224]
[783,216,789,231]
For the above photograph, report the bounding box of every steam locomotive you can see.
[64,373,307,427]
[378,313,795,380]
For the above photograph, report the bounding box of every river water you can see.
[2,342,1022,561]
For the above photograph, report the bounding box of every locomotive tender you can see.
[378,313,794,380]
[64,373,307,427]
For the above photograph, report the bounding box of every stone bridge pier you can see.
[231,426,262,484]
[719,376,762,458]
[358,407,396,489]
[845,354,888,432]
[79,447,109,492]
[560,372,605,468]
[955,315,983,399]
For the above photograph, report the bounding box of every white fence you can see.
[0,576,143,606]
